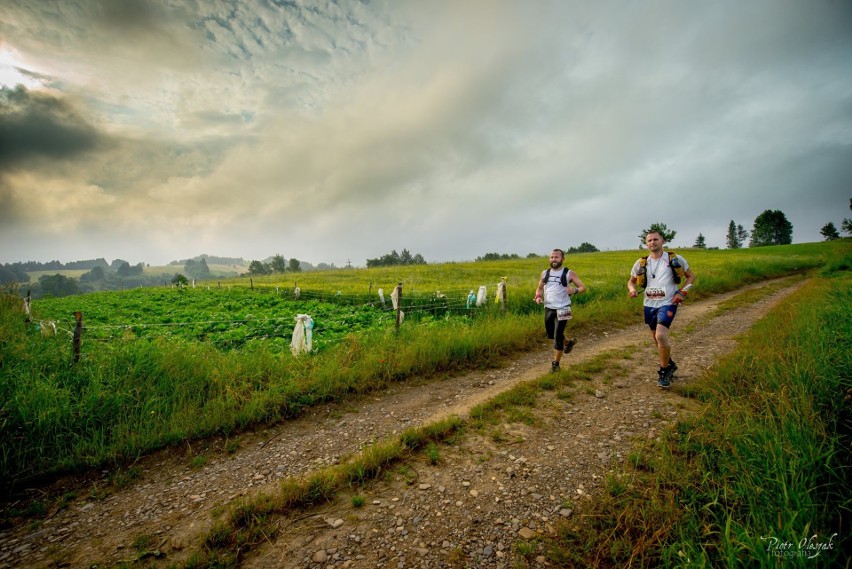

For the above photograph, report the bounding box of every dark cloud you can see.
[0,86,104,168]
[98,0,159,30]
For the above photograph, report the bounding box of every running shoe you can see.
[657,367,671,388]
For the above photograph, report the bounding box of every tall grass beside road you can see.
[549,269,851,568]
[0,309,540,490]
[1,241,847,492]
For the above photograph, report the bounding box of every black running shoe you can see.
[551,361,560,373]
[657,367,671,388]
[563,338,576,354]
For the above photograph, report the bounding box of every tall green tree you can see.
[638,223,676,246]
[820,222,840,241]
[736,224,749,247]
[116,262,143,277]
[270,254,287,274]
[693,233,707,248]
[197,258,210,277]
[184,259,209,279]
[0,267,19,284]
[726,220,739,249]
[288,258,302,273]
[80,266,106,282]
[366,249,427,267]
[567,243,599,253]
[38,274,79,297]
[749,210,793,247]
[247,260,271,276]
[841,218,852,236]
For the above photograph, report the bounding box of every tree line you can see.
[646,205,850,250]
[245,254,303,276]
[366,249,426,268]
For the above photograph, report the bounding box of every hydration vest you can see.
[635,252,684,289]
[543,267,569,287]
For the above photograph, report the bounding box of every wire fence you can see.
[25,279,513,357]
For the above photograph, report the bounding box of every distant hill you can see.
[168,254,247,266]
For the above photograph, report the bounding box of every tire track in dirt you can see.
[0,277,805,569]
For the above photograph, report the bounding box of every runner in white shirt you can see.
[627,231,696,388]
[534,248,587,373]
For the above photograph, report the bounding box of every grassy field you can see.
[1,240,848,493]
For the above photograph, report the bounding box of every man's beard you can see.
[550,260,562,269]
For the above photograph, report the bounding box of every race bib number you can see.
[645,288,666,300]
[557,307,572,321]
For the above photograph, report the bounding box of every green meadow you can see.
[1,240,848,493]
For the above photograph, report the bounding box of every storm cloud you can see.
[0,86,103,167]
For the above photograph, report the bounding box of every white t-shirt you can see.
[540,267,572,310]
[631,253,689,308]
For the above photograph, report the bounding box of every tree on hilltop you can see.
[820,222,840,241]
[248,260,272,275]
[567,242,599,254]
[726,221,739,249]
[271,254,287,274]
[366,249,426,268]
[639,223,676,246]
[749,210,793,246]
[737,225,749,247]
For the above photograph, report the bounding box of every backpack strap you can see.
[667,251,684,284]
[543,268,569,287]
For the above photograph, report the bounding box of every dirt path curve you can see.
[0,277,805,569]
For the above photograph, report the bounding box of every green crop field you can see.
[1,240,849,491]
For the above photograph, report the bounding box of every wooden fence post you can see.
[500,276,507,313]
[23,290,31,323]
[250,278,254,290]
[395,282,403,335]
[72,311,83,365]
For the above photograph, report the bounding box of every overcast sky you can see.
[1,0,850,267]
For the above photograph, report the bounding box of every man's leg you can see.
[654,324,671,368]
[553,319,567,364]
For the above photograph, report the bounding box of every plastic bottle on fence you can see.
[291,314,313,355]
[476,286,487,307]
[467,290,476,309]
